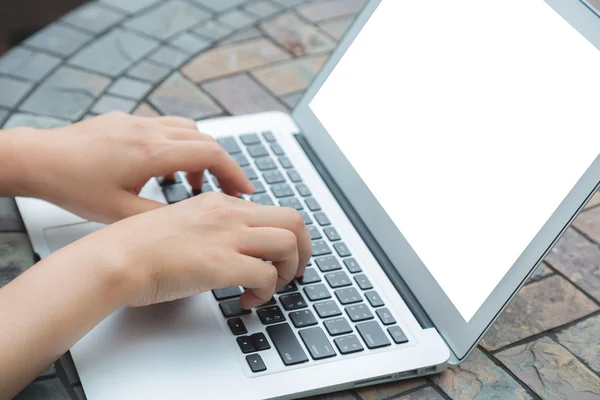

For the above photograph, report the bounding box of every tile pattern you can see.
[0,1,598,399]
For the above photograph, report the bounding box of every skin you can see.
[0,112,311,398]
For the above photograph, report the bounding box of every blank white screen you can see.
[309,0,600,321]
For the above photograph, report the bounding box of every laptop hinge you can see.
[294,133,433,329]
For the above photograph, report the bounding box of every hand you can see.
[11,111,254,223]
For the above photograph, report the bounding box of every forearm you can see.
[0,127,37,197]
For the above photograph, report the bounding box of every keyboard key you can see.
[300,211,313,225]
[296,183,311,197]
[251,332,271,351]
[315,256,342,272]
[325,271,352,288]
[388,326,409,344]
[264,297,277,306]
[212,286,243,301]
[246,354,267,373]
[158,173,182,186]
[227,318,247,335]
[237,336,255,353]
[252,181,266,194]
[297,268,321,285]
[323,317,353,336]
[334,335,364,354]
[235,154,250,167]
[277,282,298,294]
[335,287,363,305]
[262,131,276,142]
[272,183,295,198]
[242,167,258,180]
[271,143,284,156]
[355,274,373,290]
[251,194,275,206]
[266,323,309,366]
[240,133,261,145]
[289,309,318,328]
[314,300,342,318]
[279,292,308,310]
[314,212,331,226]
[346,304,374,322]
[323,227,341,242]
[305,198,321,211]
[308,226,322,241]
[344,258,362,273]
[163,184,190,204]
[255,157,277,171]
[263,170,285,184]
[195,184,214,195]
[356,321,391,349]
[304,284,331,301]
[248,144,269,158]
[365,290,385,307]
[219,298,251,318]
[333,243,351,257]
[298,327,336,360]
[287,170,302,183]
[218,137,241,154]
[257,306,286,325]
[376,308,396,325]
[280,198,304,210]
[312,241,332,257]
[279,157,293,169]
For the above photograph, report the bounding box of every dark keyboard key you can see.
[264,297,277,306]
[287,170,302,183]
[280,198,303,210]
[345,304,374,322]
[323,227,341,242]
[227,318,247,335]
[219,298,251,318]
[297,268,321,285]
[325,271,352,288]
[270,143,284,156]
[365,290,385,307]
[257,306,286,325]
[277,282,298,294]
[333,243,351,257]
[303,284,331,301]
[262,131,276,142]
[334,287,363,305]
[251,332,271,351]
[279,156,293,169]
[312,240,332,257]
[300,211,313,225]
[163,184,190,204]
[248,144,269,158]
[212,286,243,301]
[334,335,364,354]
[272,183,295,198]
[296,183,311,197]
[255,157,277,171]
[289,309,318,328]
[376,308,396,325]
[246,354,267,373]
[218,137,241,154]
[355,274,373,290]
[356,321,391,349]
[314,212,331,226]
[251,194,275,205]
[388,326,409,344]
[252,181,266,194]
[344,258,362,273]
[158,173,182,186]
[315,256,341,272]
[266,323,309,366]
[240,133,261,145]
[314,300,342,318]
[279,292,308,311]
[299,327,336,360]
[308,226,322,241]
[243,167,258,180]
[235,154,250,167]
[263,170,285,184]
[237,336,256,353]
[305,198,321,211]
[323,317,353,336]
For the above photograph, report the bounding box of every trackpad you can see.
[44,222,106,253]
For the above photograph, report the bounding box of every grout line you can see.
[245,72,294,112]
[423,379,453,400]
[545,331,600,378]
[544,262,600,307]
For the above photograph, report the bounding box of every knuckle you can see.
[204,141,226,159]
[265,266,278,287]
[287,209,305,230]
[279,230,299,254]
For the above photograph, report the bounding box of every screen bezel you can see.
[292,0,600,360]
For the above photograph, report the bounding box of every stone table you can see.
[1,0,599,399]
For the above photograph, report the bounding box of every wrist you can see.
[0,128,38,197]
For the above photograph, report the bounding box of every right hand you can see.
[80,192,312,310]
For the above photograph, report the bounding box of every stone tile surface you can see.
[260,11,337,55]
[481,275,598,351]
[3,113,71,129]
[127,61,171,83]
[133,103,160,117]
[69,29,159,77]
[0,48,61,82]
[274,0,313,6]
[319,15,354,40]
[193,20,234,41]
[0,77,33,108]
[396,387,445,400]
[62,3,125,34]
[0,233,36,288]
[356,378,425,400]
[252,54,328,95]
[245,1,283,18]
[496,337,600,400]
[169,32,213,54]
[24,24,93,57]
[202,73,287,114]
[546,228,600,301]
[91,95,137,114]
[14,378,71,400]
[304,391,356,400]
[182,38,290,82]
[574,207,600,248]
[125,0,211,40]
[556,314,600,373]
[149,72,222,119]
[0,198,25,232]
[528,263,553,283]
[107,77,152,100]
[217,9,259,29]
[149,46,190,68]
[20,66,111,120]
[585,191,600,209]
[99,0,161,13]
[220,27,263,45]
[297,0,367,23]
[191,0,252,12]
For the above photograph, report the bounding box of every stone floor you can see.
[1,0,599,399]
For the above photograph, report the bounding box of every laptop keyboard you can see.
[158,131,409,373]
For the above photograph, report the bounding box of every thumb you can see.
[115,191,165,220]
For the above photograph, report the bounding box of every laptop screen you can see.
[308,0,600,323]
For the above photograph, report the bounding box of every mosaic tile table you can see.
[1,0,599,399]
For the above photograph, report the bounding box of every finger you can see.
[232,256,279,309]
[247,207,311,277]
[154,116,198,131]
[114,191,165,220]
[162,173,177,182]
[164,128,205,141]
[186,170,205,191]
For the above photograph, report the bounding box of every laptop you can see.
[15,0,600,398]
